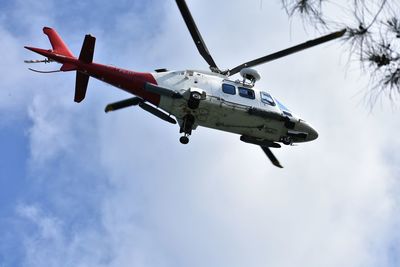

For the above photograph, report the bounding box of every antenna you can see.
[24,58,59,73]
[24,59,54,64]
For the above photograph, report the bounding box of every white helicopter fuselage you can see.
[153,69,318,144]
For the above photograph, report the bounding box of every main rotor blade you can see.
[261,146,283,168]
[228,29,346,76]
[175,0,220,72]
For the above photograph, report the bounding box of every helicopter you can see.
[24,0,346,168]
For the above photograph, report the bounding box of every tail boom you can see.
[24,27,75,65]
[25,27,161,106]
[24,46,78,71]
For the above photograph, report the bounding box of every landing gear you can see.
[179,135,189,144]
[179,114,195,145]
[179,91,203,144]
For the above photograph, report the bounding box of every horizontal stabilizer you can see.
[105,97,176,124]
[105,97,142,112]
[139,102,177,124]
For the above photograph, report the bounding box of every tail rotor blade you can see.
[261,146,283,168]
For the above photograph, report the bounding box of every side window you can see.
[260,92,275,106]
[238,87,255,99]
[276,99,293,117]
[222,83,236,95]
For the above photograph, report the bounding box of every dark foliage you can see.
[281,0,400,104]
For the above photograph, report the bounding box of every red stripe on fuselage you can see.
[77,62,160,105]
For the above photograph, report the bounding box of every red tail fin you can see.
[43,27,74,58]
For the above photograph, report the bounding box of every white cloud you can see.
[0,0,57,119]
[16,204,113,267]
[0,26,32,115]
[5,0,400,267]
[17,204,62,240]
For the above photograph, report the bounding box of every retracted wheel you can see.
[179,136,189,144]
[188,92,201,109]
[281,136,292,145]
[191,91,201,100]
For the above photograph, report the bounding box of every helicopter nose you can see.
[304,123,318,141]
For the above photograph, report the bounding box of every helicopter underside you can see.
[159,94,293,143]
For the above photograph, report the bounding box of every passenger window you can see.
[238,87,255,99]
[260,92,275,105]
[276,99,292,117]
[222,83,236,95]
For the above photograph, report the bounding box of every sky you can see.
[1,0,400,266]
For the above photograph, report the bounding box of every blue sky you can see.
[1,0,400,266]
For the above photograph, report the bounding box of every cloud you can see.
[16,204,113,267]
[1,0,400,267]
[17,204,62,240]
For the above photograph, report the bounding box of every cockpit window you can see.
[276,99,292,117]
[222,83,236,95]
[260,91,275,106]
[238,87,255,99]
